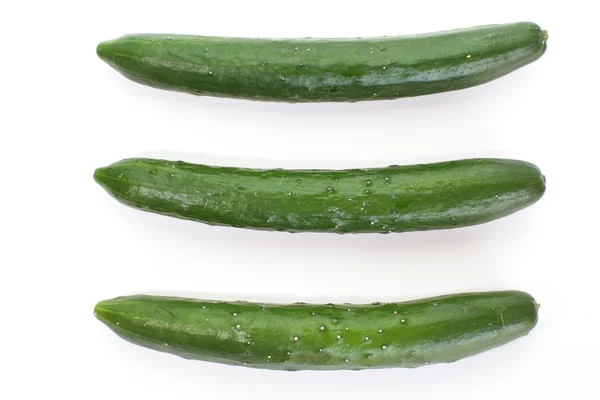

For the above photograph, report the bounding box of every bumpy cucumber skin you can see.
[93,158,545,234]
[94,291,538,370]
[96,22,547,103]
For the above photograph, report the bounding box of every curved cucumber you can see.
[96,22,547,102]
[93,158,546,234]
[94,291,539,370]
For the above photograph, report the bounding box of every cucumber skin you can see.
[93,158,546,234]
[94,291,538,370]
[96,22,547,103]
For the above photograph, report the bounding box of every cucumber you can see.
[96,22,547,103]
[94,291,539,370]
[93,158,546,234]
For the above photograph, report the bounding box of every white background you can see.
[3,0,598,398]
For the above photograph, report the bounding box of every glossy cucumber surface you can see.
[96,22,547,102]
[94,158,546,233]
[95,291,539,370]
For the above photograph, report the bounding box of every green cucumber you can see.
[96,22,547,103]
[93,157,545,234]
[94,291,539,370]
